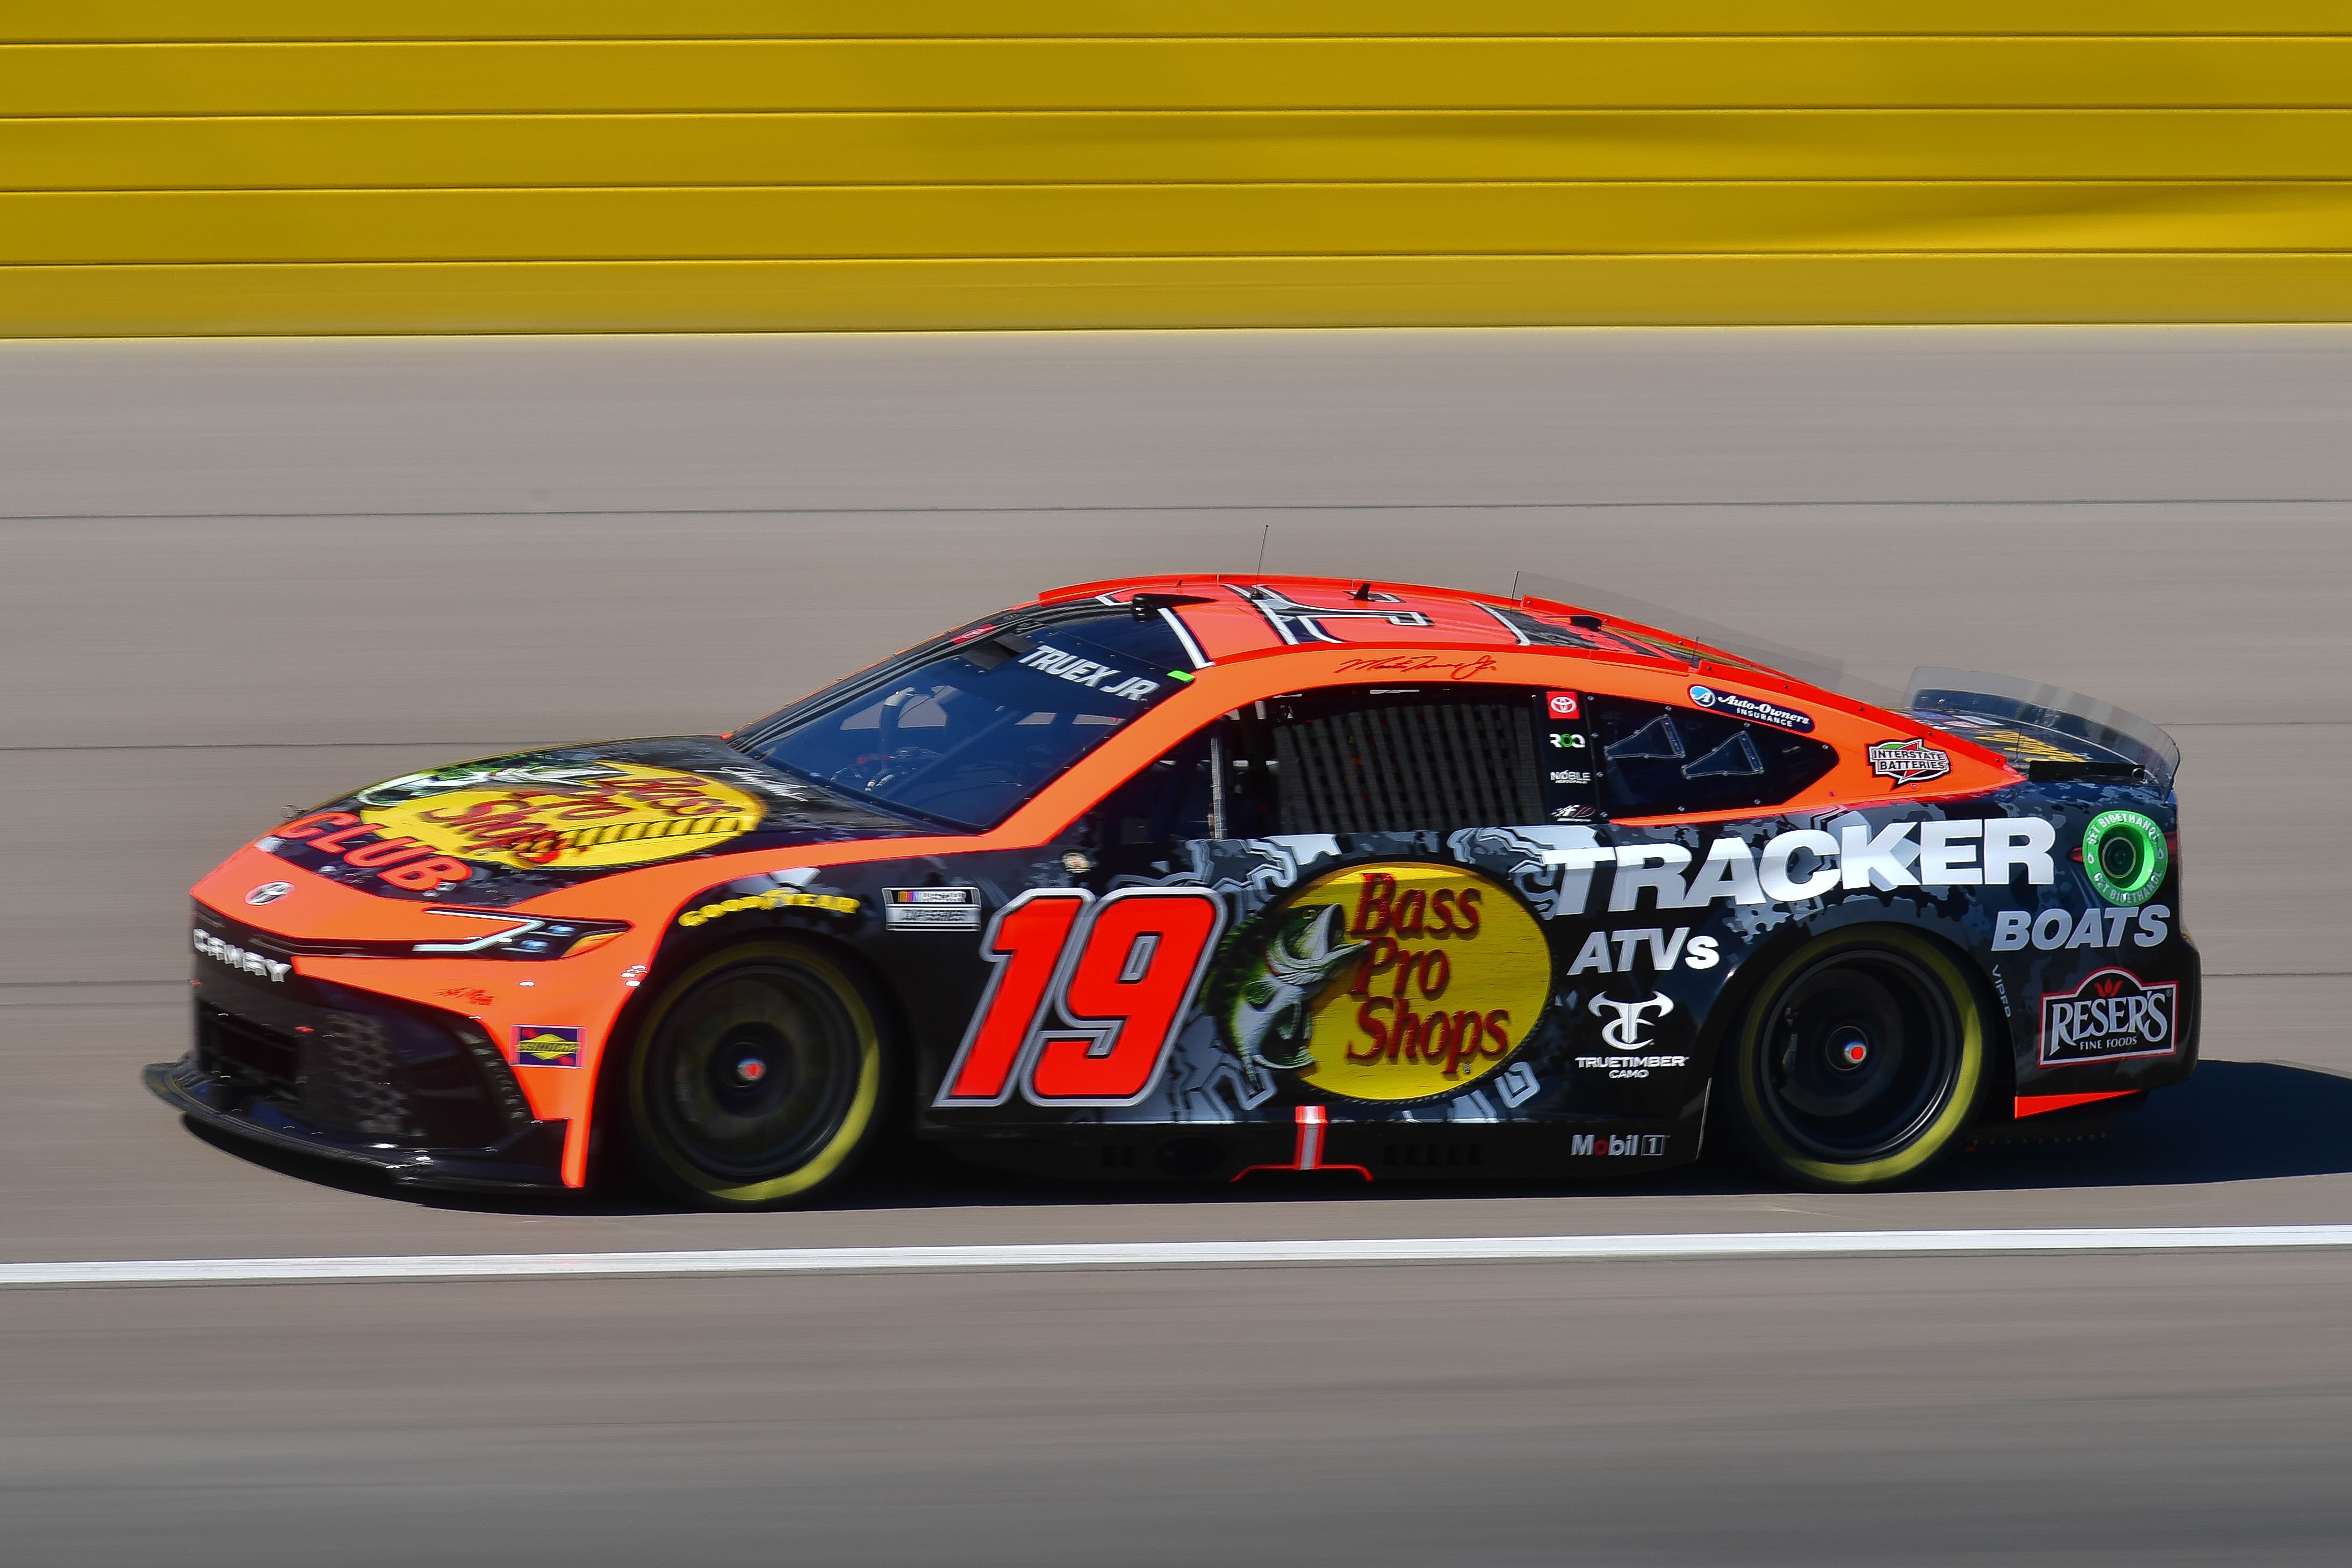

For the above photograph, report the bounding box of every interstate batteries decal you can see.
[358,760,765,869]
[1207,864,1548,1104]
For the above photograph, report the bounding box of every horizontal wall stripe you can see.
[10,255,2350,338]
[16,111,2352,191]
[12,5,2352,46]
[10,10,2350,333]
[12,40,2352,118]
[11,183,2352,268]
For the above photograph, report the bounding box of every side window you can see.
[1090,687,1564,851]
[1091,727,1216,850]
[1257,687,1551,836]
[1085,711,1278,865]
[1589,694,1838,815]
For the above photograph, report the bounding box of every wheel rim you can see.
[642,961,864,1185]
[1754,946,1962,1162]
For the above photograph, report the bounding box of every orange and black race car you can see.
[152,576,2197,1205]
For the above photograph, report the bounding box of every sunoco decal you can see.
[1206,864,1548,1104]
[2037,969,2178,1067]
[513,1025,582,1067]
[1687,684,1814,733]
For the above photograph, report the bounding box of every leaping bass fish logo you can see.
[1221,904,1367,1091]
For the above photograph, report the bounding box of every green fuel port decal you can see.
[2082,810,2167,907]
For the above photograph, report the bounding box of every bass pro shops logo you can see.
[361,761,765,872]
[1207,864,1549,1104]
[2038,968,2178,1067]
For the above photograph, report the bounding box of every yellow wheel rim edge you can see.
[1736,928,1984,1189]
[628,943,884,1205]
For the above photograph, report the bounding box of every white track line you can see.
[9,1225,2352,1288]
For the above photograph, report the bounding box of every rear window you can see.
[737,613,1191,830]
[1590,694,1838,815]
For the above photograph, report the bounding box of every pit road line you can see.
[12,1225,2352,1288]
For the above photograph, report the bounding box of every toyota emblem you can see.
[245,882,293,907]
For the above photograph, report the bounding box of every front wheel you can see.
[625,942,888,1210]
[1724,927,1986,1190]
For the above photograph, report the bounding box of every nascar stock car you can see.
[152,576,2197,1207]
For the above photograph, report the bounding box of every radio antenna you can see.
[1255,523,1270,579]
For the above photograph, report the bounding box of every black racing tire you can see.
[1723,927,1987,1191]
[625,941,888,1210]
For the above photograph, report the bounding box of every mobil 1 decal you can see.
[1203,863,1549,1104]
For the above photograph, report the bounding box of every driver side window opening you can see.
[1266,689,1542,835]
[1089,687,1559,848]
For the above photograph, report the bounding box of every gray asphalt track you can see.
[4,327,2350,1564]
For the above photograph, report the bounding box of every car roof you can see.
[1036,572,1788,682]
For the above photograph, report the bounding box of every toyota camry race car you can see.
[152,576,2197,1205]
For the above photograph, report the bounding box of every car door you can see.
[1076,678,1594,1120]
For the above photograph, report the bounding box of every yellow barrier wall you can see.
[6,3,2350,334]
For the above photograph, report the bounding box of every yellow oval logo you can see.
[1213,862,1550,1103]
[362,761,765,870]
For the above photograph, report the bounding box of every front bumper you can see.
[145,1056,567,1189]
[148,967,571,1191]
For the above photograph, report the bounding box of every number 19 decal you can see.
[936,887,1226,1108]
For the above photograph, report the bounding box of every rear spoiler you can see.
[1905,668,2182,790]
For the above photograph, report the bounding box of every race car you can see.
[151,576,2197,1206]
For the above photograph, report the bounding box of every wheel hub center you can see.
[1828,1026,1871,1071]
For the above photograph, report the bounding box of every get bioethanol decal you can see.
[2081,810,2168,907]
[1206,864,1549,1104]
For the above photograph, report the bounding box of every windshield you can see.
[737,612,1193,830]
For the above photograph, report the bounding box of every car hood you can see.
[261,735,930,906]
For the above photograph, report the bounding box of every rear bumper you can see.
[146,1054,569,1190]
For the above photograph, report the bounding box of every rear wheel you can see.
[1725,927,1985,1190]
[626,942,887,1210]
